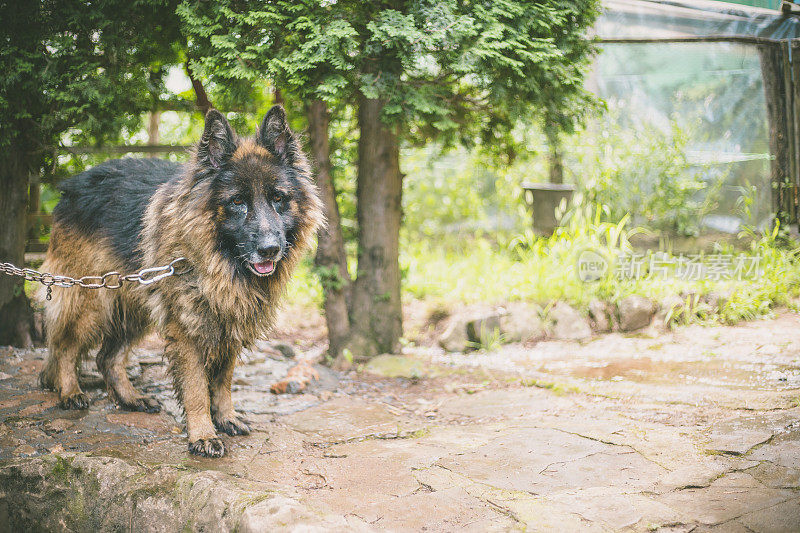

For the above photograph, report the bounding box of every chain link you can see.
[0,257,190,300]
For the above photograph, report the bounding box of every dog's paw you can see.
[120,396,162,414]
[188,437,226,458]
[213,413,250,436]
[59,392,89,410]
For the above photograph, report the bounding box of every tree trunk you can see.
[305,99,353,359]
[0,142,34,347]
[546,129,564,185]
[350,96,403,355]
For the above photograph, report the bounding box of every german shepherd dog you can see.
[39,106,322,457]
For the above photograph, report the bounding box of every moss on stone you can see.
[50,455,74,484]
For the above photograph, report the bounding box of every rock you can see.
[618,295,656,332]
[439,316,470,352]
[466,314,503,347]
[655,294,716,328]
[0,454,335,532]
[252,339,296,360]
[656,294,686,328]
[426,304,450,326]
[703,291,730,313]
[270,362,319,394]
[272,342,297,359]
[706,428,774,456]
[438,304,551,351]
[13,444,36,456]
[550,302,592,340]
[499,303,547,343]
[305,364,340,393]
[588,299,612,333]
[239,495,323,533]
[740,499,800,533]
[44,419,74,434]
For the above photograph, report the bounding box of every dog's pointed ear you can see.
[257,105,296,161]
[198,109,236,169]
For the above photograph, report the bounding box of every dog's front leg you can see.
[168,339,225,458]
[211,355,250,436]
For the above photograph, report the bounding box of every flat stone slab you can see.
[705,411,799,456]
[2,312,800,531]
[655,472,796,526]
[282,397,425,442]
[436,426,664,494]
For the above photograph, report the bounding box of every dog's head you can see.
[195,105,320,280]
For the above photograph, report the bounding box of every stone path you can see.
[1,313,799,531]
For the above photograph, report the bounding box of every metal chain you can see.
[0,257,190,300]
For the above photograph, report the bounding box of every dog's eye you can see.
[231,196,244,206]
[271,192,285,204]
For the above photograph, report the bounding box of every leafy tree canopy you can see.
[0,0,184,172]
[179,0,601,148]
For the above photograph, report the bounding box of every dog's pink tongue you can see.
[253,261,274,274]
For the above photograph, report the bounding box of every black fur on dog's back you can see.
[54,158,182,271]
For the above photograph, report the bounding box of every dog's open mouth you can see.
[247,260,276,276]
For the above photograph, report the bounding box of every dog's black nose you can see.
[257,244,280,259]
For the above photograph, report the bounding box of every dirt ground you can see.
[1,308,799,532]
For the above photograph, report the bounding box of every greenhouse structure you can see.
[592,0,800,232]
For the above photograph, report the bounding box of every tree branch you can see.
[185,59,213,114]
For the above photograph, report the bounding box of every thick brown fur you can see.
[39,106,323,457]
